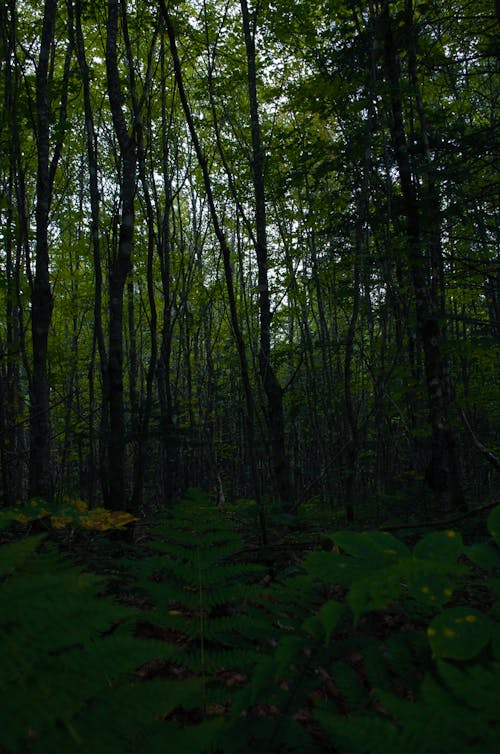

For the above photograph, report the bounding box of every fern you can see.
[0,537,166,753]
[237,505,500,754]
[2,494,498,753]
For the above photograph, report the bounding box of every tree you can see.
[29,0,72,499]
[239,0,294,505]
[0,0,497,519]
[104,0,137,508]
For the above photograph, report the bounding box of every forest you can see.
[0,0,499,752]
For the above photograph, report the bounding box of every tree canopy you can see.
[0,0,498,519]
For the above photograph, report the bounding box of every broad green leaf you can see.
[362,531,410,559]
[303,551,371,586]
[347,569,402,622]
[301,614,323,638]
[413,530,463,562]
[427,606,493,660]
[346,556,457,621]
[318,600,343,642]
[464,543,500,570]
[331,530,382,559]
[331,530,409,566]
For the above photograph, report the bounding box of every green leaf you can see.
[318,600,343,642]
[464,542,500,570]
[301,614,323,638]
[331,530,409,565]
[0,535,45,577]
[427,606,493,660]
[366,531,411,558]
[413,530,463,562]
[347,568,402,622]
[303,550,371,586]
[437,659,500,719]
[274,635,304,678]
[316,709,399,754]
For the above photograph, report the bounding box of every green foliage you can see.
[304,526,465,623]
[0,496,138,532]
[231,506,500,754]
[123,490,269,674]
[0,536,162,753]
[427,606,494,660]
[1,495,498,753]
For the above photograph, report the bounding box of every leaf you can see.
[437,659,500,716]
[318,600,343,642]
[0,535,45,577]
[464,543,500,570]
[413,530,463,562]
[347,569,402,622]
[304,550,371,586]
[274,635,304,678]
[331,530,408,565]
[79,508,138,531]
[316,709,399,754]
[427,606,493,660]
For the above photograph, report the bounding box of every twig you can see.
[380,501,498,532]
[460,409,500,472]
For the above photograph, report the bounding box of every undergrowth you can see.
[0,491,498,753]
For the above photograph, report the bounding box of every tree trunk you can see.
[380,1,465,511]
[239,0,294,506]
[29,0,59,500]
[105,0,137,509]
[72,0,108,504]
[160,0,266,541]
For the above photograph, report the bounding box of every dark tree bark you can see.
[159,0,267,541]
[105,0,137,508]
[156,72,176,505]
[343,210,363,523]
[29,0,70,500]
[380,1,465,511]
[72,0,108,505]
[1,0,24,503]
[128,23,161,509]
[239,0,294,506]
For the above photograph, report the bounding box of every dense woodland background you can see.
[1,3,500,753]
[0,0,499,521]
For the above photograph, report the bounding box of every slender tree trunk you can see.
[105,0,137,508]
[380,1,465,511]
[343,214,362,523]
[239,0,294,506]
[160,0,266,541]
[29,0,59,500]
[72,0,108,504]
[1,2,23,503]
[157,161,176,504]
